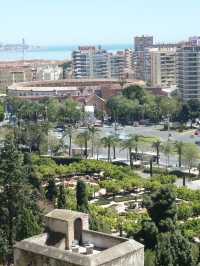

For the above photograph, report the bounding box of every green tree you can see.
[16,124,48,153]
[76,180,88,213]
[57,184,67,209]
[61,99,82,125]
[175,141,184,168]
[0,229,8,266]
[144,187,177,232]
[107,95,140,124]
[16,207,41,241]
[187,99,200,128]
[176,103,189,125]
[23,152,41,190]
[121,134,152,167]
[48,133,62,156]
[162,141,173,168]
[63,126,73,157]
[101,135,114,162]
[100,180,121,200]
[122,85,147,104]
[46,98,61,122]
[145,250,156,266]
[0,136,24,252]
[160,97,180,121]
[76,130,90,159]
[88,126,99,158]
[110,134,120,160]
[152,140,161,165]
[0,135,42,263]
[0,103,4,122]
[46,178,58,203]
[136,220,158,249]
[182,143,200,174]
[155,231,194,266]
[121,135,138,168]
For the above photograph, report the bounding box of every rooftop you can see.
[45,209,88,222]
[14,209,144,266]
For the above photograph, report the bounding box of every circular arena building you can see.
[7,79,145,100]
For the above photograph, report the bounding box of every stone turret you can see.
[45,209,89,250]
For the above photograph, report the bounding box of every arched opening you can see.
[74,218,83,244]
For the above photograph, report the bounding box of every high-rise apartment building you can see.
[188,36,200,46]
[176,45,200,101]
[72,46,96,79]
[150,47,176,88]
[134,35,154,52]
[134,35,154,82]
[109,51,125,79]
[124,49,134,78]
[72,46,133,79]
[94,48,109,78]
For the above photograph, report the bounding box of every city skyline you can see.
[1,0,200,45]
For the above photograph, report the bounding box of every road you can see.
[51,124,200,167]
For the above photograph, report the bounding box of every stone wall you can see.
[14,242,91,266]
[82,230,126,249]
[14,249,78,266]
[99,248,144,266]
[14,247,144,266]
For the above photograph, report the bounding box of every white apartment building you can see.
[150,47,176,88]
[109,51,125,79]
[72,46,133,80]
[134,35,154,82]
[72,46,98,79]
[124,49,134,78]
[176,45,200,101]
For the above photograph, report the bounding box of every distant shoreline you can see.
[0,44,132,61]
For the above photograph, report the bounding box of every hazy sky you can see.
[1,0,200,45]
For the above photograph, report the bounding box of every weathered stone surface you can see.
[14,209,144,266]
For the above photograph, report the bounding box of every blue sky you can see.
[1,0,200,45]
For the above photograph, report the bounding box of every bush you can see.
[153,175,177,184]
[143,167,167,175]
[176,187,200,201]
[179,219,200,240]
[177,203,193,221]
[145,249,156,266]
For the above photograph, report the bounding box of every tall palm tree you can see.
[63,126,73,157]
[161,141,173,169]
[110,134,120,160]
[174,141,184,168]
[76,130,90,159]
[88,126,99,158]
[152,140,161,165]
[101,135,114,162]
[121,134,140,168]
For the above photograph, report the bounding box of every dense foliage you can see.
[0,136,42,263]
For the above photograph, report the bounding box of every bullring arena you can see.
[7,79,145,100]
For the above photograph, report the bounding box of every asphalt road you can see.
[51,124,200,167]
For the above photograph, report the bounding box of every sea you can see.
[0,44,132,61]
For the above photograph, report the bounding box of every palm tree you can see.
[76,130,90,159]
[110,134,120,160]
[88,126,99,158]
[63,126,73,157]
[121,134,140,168]
[101,135,114,162]
[94,138,102,160]
[174,141,184,168]
[161,141,173,169]
[152,140,161,165]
